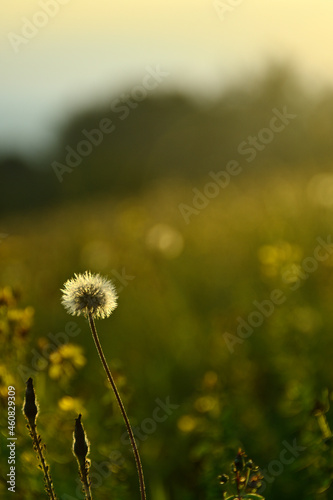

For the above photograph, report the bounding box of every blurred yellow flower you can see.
[258,241,302,278]
[0,286,17,307]
[194,396,217,413]
[49,344,86,380]
[58,395,85,413]
[7,307,34,337]
[177,415,197,433]
[0,364,15,398]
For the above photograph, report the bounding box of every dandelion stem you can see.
[87,312,146,500]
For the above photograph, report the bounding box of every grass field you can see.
[1,165,333,499]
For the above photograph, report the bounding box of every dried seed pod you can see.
[218,473,229,485]
[23,377,38,426]
[73,414,92,499]
[73,414,89,461]
[234,449,246,472]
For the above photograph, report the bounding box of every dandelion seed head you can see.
[61,271,118,319]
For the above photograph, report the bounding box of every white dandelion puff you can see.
[61,271,118,319]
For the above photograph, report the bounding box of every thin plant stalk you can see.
[23,377,57,500]
[82,480,92,500]
[73,414,92,500]
[87,312,146,500]
[29,424,57,500]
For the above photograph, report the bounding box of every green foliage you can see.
[2,66,333,499]
[218,449,264,499]
[1,170,333,498]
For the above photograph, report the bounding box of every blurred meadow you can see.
[2,68,333,499]
[2,2,333,500]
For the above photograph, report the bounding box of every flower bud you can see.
[23,377,38,426]
[218,473,229,485]
[73,414,89,466]
[234,449,245,471]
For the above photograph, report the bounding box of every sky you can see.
[1,0,333,158]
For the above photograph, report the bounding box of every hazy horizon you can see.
[2,0,333,158]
